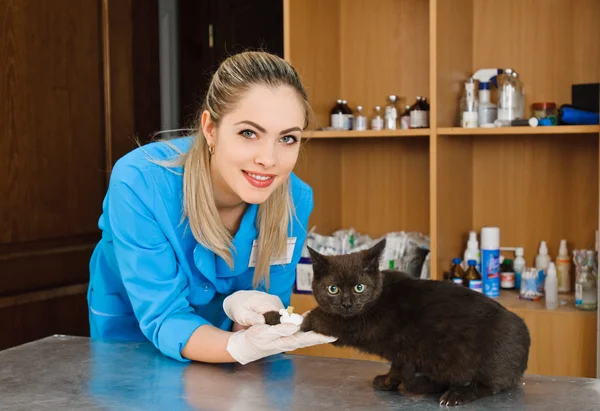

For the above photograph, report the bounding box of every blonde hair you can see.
[159,51,312,289]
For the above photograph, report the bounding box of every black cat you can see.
[264,239,531,406]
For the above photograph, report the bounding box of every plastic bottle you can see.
[353,105,367,131]
[460,78,479,128]
[477,81,497,126]
[535,241,550,294]
[463,231,480,272]
[371,106,384,130]
[555,239,571,293]
[472,68,501,126]
[450,258,465,286]
[544,262,559,310]
[513,247,526,291]
[463,260,483,292]
[480,227,500,298]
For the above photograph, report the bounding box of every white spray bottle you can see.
[472,68,502,127]
[463,231,480,272]
[535,241,550,294]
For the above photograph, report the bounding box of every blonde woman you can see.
[87,51,336,364]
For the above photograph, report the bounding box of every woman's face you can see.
[202,84,305,208]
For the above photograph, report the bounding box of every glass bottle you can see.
[384,95,398,130]
[341,100,353,130]
[574,250,598,311]
[450,258,464,285]
[371,106,384,130]
[460,78,479,128]
[330,99,344,130]
[400,105,411,129]
[497,68,525,125]
[410,96,430,129]
[353,105,367,130]
[463,259,483,292]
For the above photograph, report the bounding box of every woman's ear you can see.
[201,110,216,145]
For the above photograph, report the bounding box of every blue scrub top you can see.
[87,136,313,362]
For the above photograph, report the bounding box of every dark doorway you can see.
[178,0,284,127]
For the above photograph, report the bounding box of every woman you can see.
[87,51,336,364]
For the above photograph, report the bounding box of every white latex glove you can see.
[223,290,284,326]
[226,322,338,365]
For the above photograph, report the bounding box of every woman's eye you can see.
[280,135,298,145]
[327,285,339,295]
[240,129,257,139]
[354,284,366,293]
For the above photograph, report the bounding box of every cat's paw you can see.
[439,386,478,406]
[372,374,401,391]
[263,310,281,326]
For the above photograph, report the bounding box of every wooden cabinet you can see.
[286,0,600,378]
[0,0,160,350]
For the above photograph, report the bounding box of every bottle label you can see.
[536,269,546,293]
[452,278,463,285]
[575,283,583,306]
[500,272,515,288]
[556,259,570,291]
[346,114,354,130]
[385,117,397,130]
[331,113,344,129]
[400,115,410,129]
[469,280,483,293]
[371,117,384,131]
[410,110,429,128]
[354,116,367,131]
[461,111,478,128]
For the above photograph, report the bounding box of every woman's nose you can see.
[254,142,277,169]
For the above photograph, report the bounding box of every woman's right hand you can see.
[226,322,337,365]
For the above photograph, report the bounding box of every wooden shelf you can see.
[286,0,600,378]
[496,289,598,316]
[292,289,596,319]
[303,129,430,139]
[438,125,600,136]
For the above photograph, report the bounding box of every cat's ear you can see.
[363,238,386,273]
[307,245,329,277]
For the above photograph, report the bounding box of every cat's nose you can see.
[342,301,352,308]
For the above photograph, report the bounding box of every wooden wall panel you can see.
[0,290,89,351]
[284,0,341,129]
[0,0,106,244]
[0,0,156,349]
[472,134,599,265]
[473,0,600,114]
[340,138,430,238]
[340,0,430,115]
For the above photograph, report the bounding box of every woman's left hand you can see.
[223,290,285,327]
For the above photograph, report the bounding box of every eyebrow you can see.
[235,120,302,135]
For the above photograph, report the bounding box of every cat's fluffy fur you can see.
[264,239,531,406]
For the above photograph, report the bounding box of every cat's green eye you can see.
[354,284,366,293]
[327,285,339,295]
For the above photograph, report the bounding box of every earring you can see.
[208,144,215,155]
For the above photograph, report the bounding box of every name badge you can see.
[248,237,296,267]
